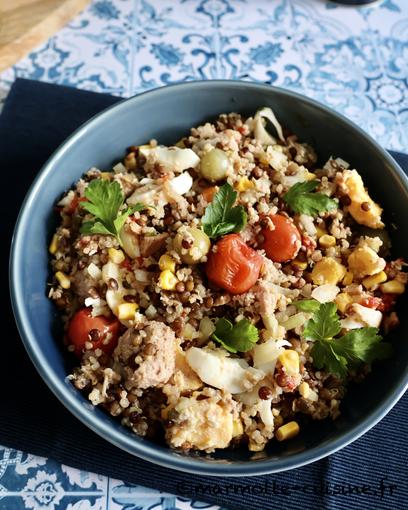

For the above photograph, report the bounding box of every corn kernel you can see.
[316,226,326,239]
[108,247,125,264]
[161,405,172,420]
[292,259,308,270]
[182,323,197,340]
[49,234,58,255]
[380,280,405,295]
[298,382,311,399]
[159,254,176,273]
[298,382,318,402]
[275,421,300,442]
[278,349,300,376]
[232,419,244,437]
[342,271,354,286]
[319,234,336,248]
[100,172,112,180]
[249,443,265,452]
[348,246,385,278]
[159,270,178,290]
[311,257,346,285]
[305,171,316,181]
[55,271,70,289]
[274,415,284,428]
[117,302,138,320]
[235,177,255,192]
[335,293,353,313]
[363,271,387,290]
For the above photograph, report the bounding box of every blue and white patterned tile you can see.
[2,0,408,508]
[0,0,135,96]
[0,447,222,510]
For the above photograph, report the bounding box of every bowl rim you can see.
[9,79,408,477]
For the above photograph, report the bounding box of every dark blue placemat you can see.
[1,79,407,510]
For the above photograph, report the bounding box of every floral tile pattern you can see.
[1,0,408,149]
[1,0,408,508]
[0,447,222,510]
[0,0,408,151]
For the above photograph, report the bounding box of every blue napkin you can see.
[1,79,407,510]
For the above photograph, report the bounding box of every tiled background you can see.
[1,0,408,508]
[1,0,408,150]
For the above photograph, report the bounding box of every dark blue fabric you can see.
[1,79,407,510]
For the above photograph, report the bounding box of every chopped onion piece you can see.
[101,261,120,284]
[350,303,382,328]
[258,399,274,427]
[120,228,140,259]
[167,171,193,196]
[84,297,109,317]
[113,162,126,174]
[311,284,340,303]
[252,339,289,375]
[134,269,150,283]
[199,317,215,340]
[87,262,102,280]
[145,304,157,319]
[185,347,264,394]
[127,183,159,206]
[280,312,309,330]
[254,107,285,145]
[139,146,200,173]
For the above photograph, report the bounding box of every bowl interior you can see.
[11,81,408,475]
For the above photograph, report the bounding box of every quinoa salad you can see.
[48,108,406,453]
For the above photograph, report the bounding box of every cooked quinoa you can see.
[48,108,406,453]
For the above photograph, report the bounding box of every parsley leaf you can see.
[80,179,146,244]
[337,328,392,364]
[212,318,259,353]
[283,180,338,216]
[294,299,321,313]
[311,340,348,378]
[303,302,341,342]
[202,183,247,239]
[301,300,392,378]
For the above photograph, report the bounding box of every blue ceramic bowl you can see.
[10,81,408,476]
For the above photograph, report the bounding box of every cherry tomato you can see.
[377,294,397,312]
[120,257,133,271]
[67,308,120,356]
[260,214,301,262]
[65,196,87,215]
[360,296,382,310]
[205,234,263,294]
[65,195,79,215]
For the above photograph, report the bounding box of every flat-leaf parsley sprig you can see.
[295,300,392,377]
[80,179,146,244]
[283,180,338,216]
[212,318,259,353]
[202,183,247,239]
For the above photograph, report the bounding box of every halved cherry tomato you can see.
[120,257,133,271]
[202,186,218,203]
[67,308,120,356]
[66,196,87,215]
[260,214,301,262]
[65,195,79,215]
[205,234,263,294]
[360,296,382,310]
[377,294,397,312]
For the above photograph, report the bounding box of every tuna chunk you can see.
[140,233,168,257]
[114,321,177,390]
[72,269,97,302]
